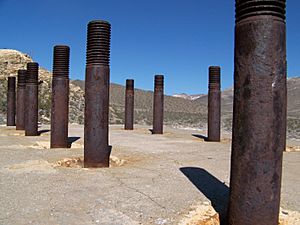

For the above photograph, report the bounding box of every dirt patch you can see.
[28,141,83,150]
[178,202,220,225]
[53,155,126,168]
[279,208,300,225]
[177,205,300,225]
[285,146,300,152]
[29,141,49,149]
[53,157,83,168]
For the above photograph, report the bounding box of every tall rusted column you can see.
[152,75,164,134]
[25,62,39,136]
[124,79,134,130]
[6,77,16,126]
[84,20,111,168]
[50,45,70,148]
[228,1,286,224]
[207,66,221,142]
[16,70,27,130]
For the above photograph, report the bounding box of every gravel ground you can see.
[0,124,299,225]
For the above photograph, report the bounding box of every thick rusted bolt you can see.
[152,75,164,134]
[84,20,111,168]
[207,66,221,142]
[124,79,134,130]
[228,1,287,224]
[25,62,39,136]
[50,45,70,148]
[6,76,16,126]
[16,70,27,130]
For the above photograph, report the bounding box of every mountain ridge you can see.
[1,49,299,139]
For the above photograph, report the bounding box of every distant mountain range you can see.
[0,49,299,139]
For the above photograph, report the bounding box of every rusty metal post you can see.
[124,79,134,130]
[207,66,221,142]
[50,45,70,148]
[16,70,27,130]
[152,75,164,134]
[25,62,39,136]
[84,20,111,168]
[6,76,16,126]
[228,1,287,224]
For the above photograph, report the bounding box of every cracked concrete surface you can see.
[0,125,299,225]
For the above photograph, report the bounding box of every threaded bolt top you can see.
[86,20,111,66]
[17,69,27,87]
[209,66,221,84]
[53,45,70,79]
[26,62,39,84]
[154,75,164,88]
[7,76,16,91]
[126,79,134,90]
[235,0,286,22]
[209,66,221,90]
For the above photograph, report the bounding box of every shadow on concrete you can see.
[67,137,81,148]
[148,129,154,134]
[38,129,50,136]
[192,134,208,141]
[180,167,229,224]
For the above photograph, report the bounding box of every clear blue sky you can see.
[0,0,298,95]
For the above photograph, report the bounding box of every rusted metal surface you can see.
[228,1,287,224]
[25,62,39,136]
[125,79,134,130]
[207,66,221,142]
[6,76,16,126]
[84,20,111,168]
[50,45,70,148]
[16,70,27,130]
[152,75,164,134]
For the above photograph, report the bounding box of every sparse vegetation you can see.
[1,49,300,139]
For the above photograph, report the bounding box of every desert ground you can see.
[0,125,299,225]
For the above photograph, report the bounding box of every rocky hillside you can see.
[1,49,299,139]
[0,49,207,128]
[193,79,300,139]
[0,49,85,124]
[71,80,207,127]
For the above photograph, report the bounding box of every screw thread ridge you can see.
[8,77,16,91]
[86,20,111,66]
[155,75,164,87]
[17,70,27,87]
[26,62,39,84]
[53,45,70,78]
[126,79,134,90]
[236,0,286,22]
[209,66,221,85]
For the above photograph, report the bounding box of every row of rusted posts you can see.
[6,63,40,136]
[124,67,220,139]
[5,21,165,170]
[124,75,165,134]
